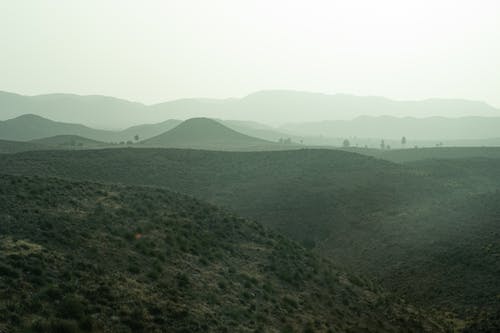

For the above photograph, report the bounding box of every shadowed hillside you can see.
[0,174,447,333]
[0,139,51,154]
[1,148,499,330]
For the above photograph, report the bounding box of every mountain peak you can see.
[143,117,271,149]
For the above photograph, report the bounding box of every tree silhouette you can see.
[343,139,351,148]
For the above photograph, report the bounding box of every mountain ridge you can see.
[1,89,498,128]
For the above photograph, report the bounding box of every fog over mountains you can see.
[3,90,500,331]
[1,90,498,129]
[3,0,500,331]
[283,116,500,140]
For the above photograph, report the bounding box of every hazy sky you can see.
[1,0,499,106]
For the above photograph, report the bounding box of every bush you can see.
[59,295,85,320]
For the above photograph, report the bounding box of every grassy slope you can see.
[0,174,447,333]
[1,148,499,326]
[142,118,285,151]
[0,148,448,240]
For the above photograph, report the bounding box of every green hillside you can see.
[0,114,181,143]
[0,114,295,149]
[0,174,447,333]
[0,114,114,142]
[142,118,286,150]
[1,147,499,330]
[0,148,447,242]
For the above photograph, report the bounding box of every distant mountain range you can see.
[1,90,498,128]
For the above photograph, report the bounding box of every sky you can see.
[1,0,499,107]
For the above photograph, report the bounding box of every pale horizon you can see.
[1,0,499,108]
[2,3,500,331]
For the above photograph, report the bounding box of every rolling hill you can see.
[1,147,499,331]
[142,118,286,150]
[0,113,287,146]
[0,114,114,142]
[0,114,301,152]
[31,135,108,148]
[0,173,447,332]
[0,114,181,143]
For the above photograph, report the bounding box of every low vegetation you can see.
[2,147,499,330]
[0,174,450,332]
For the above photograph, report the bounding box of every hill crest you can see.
[143,117,274,149]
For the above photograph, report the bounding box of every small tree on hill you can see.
[401,136,407,147]
[380,139,385,150]
[342,139,350,148]
[134,134,140,142]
